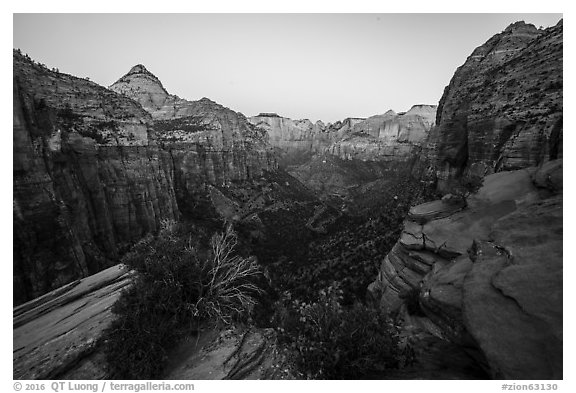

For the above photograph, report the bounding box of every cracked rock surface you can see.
[13,265,133,379]
[369,160,562,379]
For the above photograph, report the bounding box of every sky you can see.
[13,13,562,123]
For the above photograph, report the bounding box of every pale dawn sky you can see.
[13,13,562,123]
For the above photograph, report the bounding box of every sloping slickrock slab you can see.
[463,196,562,379]
[13,265,133,379]
[165,328,295,380]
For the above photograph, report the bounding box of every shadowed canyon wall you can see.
[13,52,179,305]
[13,55,278,305]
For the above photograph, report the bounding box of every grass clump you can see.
[102,221,263,379]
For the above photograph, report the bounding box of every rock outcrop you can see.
[13,265,295,380]
[427,21,562,189]
[13,52,179,305]
[13,265,133,379]
[369,159,562,379]
[165,328,296,380]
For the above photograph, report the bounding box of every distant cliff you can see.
[247,114,354,166]
[327,105,437,162]
[248,106,436,166]
[426,20,562,189]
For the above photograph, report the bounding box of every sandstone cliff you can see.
[283,106,436,199]
[248,105,436,166]
[13,52,179,305]
[427,21,562,188]
[369,160,562,379]
[326,106,436,161]
[368,20,563,378]
[247,114,362,166]
[110,65,278,217]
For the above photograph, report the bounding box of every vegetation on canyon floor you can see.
[101,176,438,379]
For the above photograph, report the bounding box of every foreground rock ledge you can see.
[13,265,133,379]
[368,159,562,379]
[13,264,294,380]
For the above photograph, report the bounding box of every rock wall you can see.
[368,159,562,379]
[427,21,562,189]
[110,66,278,216]
[353,105,436,142]
[368,20,563,379]
[326,105,436,162]
[248,106,436,166]
[13,52,179,305]
[14,55,285,305]
[247,115,360,166]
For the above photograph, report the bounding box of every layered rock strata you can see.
[249,105,436,165]
[247,114,363,166]
[251,106,436,198]
[369,159,562,379]
[428,21,562,188]
[13,52,179,305]
[110,65,278,217]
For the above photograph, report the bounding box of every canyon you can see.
[248,105,437,199]
[13,18,562,381]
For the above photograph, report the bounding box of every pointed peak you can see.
[124,64,160,80]
[112,63,164,87]
[110,63,169,100]
[384,109,397,116]
[128,64,150,74]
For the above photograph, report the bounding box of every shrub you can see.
[195,226,264,324]
[273,284,413,379]
[101,222,263,379]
